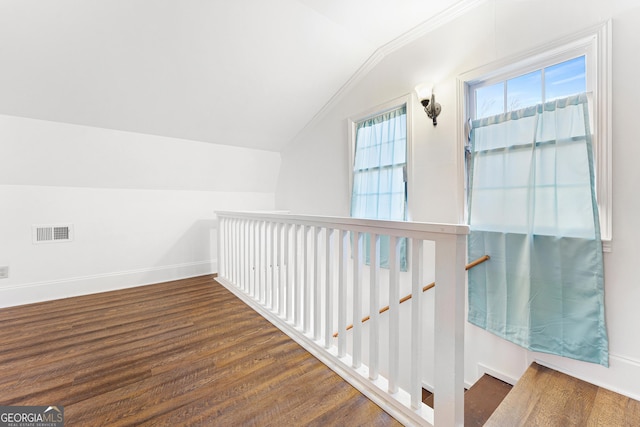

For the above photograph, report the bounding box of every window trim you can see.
[456,21,612,251]
[348,94,414,221]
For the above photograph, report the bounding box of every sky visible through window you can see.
[475,56,586,119]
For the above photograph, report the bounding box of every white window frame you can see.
[456,21,612,251]
[347,94,414,221]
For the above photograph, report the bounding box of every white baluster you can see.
[353,231,363,368]
[256,221,265,302]
[303,225,310,334]
[324,228,334,349]
[411,238,424,409]
[293,224,300,327]
[252,220,257,299]
[241,219,245,288]
[228,218,233,282]
[232,219,237,283]
[369,233,380,380]
[338,229,348,358]
[271,222,276,309]
[235,219,241,287]
[281,223,288,318]
[388,235,401,393]
[314,226,322,341]
[247,220,251,292]
[235,218,240,286]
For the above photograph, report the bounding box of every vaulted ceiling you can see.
[0,0,472,152]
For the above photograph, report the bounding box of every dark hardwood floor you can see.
[0,275,400,426]
[463,374,512,426]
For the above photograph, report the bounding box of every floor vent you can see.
[33,224,74,244]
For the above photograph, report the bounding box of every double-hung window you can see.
[460,22,611,366]
[462,22,611,245]
[349,96,410,269]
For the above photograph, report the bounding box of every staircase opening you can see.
[422,374,512,426]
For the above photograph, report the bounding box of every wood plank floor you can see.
[0,275,400,426]
[486,362,640,426]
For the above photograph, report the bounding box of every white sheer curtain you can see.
[467,93,608,366]
[351,105,407,269]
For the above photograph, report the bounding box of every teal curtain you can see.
[467,94,608,366]
[351,105,407,270]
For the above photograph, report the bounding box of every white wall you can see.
[275,0,640,400]
[0,114,280,307]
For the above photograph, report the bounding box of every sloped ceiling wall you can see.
[0,0,466,152]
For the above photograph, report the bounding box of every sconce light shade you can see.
[414,83,432,101]
[415,83,442,126]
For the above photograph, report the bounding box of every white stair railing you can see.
[216,211,468,426]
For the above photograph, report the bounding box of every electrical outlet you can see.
[0,266,8,279]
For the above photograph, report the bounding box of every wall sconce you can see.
[415,84,442,126]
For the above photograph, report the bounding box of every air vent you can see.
[33,224,74,244]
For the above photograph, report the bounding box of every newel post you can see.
[434,233,467,426]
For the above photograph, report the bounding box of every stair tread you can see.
[486,362,640,426]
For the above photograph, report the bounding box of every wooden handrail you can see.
[465,254,490,270]
[333,255,490,338]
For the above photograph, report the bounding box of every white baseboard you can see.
[0,260,216,308]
